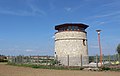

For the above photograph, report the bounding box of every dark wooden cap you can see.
[55,23,89,30]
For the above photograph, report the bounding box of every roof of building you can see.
[55,23,89,30]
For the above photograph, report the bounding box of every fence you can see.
[88,54,120,67]
[8,56,54,65]
[8,54,120,68]
[54,55,89,67]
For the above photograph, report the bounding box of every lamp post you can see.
[96,30,102,67]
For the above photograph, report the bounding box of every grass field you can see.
[0,63,120,76]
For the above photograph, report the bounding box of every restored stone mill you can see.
[54,23,89,66]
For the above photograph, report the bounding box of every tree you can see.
[117,44,120,55]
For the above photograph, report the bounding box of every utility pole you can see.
[96,30,102,67]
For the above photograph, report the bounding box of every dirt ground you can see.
[0,63,120,76]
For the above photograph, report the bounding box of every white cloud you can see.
[49,0,56,10]
[64,6,82,13]
[90,21,106,25]
[99,22,105,25]
[0,0,46,16]
[27,1,46,16]
[25,49,34,52]
[83,11,120,21]
[65,8,72,12]
[52,36,55,39]
[102,1,120,7]
[94,11,120,18]
[90,45,99,49]
[0,9,34,16]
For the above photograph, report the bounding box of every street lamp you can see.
[96,30,102,67]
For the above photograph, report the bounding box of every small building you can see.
[54,23,89,66]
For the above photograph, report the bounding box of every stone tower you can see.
[55,23,89,66]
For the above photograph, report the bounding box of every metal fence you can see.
[88,54,120,67]
[54,55,89,67]
[8,56,54,65]
[7,54,120,67]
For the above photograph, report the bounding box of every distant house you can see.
[0,55,7,62]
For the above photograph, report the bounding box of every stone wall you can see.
[55,31,88,66]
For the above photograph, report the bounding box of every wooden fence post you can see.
[102,54,104,66]
[118,54,120,62]
[96,54,98,68]
[81,54,83,67]
[67,55,69,67]
[55,55,58,65]
[109,54,111,65]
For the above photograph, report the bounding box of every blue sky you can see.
[0,0,120,56]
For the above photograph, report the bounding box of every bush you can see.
[101,67,111,71]
[0,59,8,62]
[80,67,84,70]
[32,65,41,68]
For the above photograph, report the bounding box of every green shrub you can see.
[32,65,40,68]
[0,59,8,62]
[80,67,84,70]
[101,67,111,71]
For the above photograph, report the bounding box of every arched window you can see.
[83,39,86,46]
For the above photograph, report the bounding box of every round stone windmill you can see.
[55,23,89,66]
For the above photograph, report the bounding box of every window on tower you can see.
[74,26,78,31]
[68,26,71,31]
[83,39,86,46]
[72,26,74,31]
